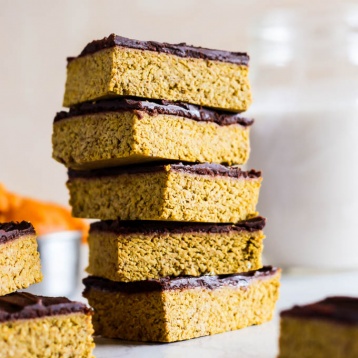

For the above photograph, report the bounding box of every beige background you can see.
[2,0,358,268]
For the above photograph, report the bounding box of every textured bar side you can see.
[87,229,264,281]
[84,270,280,342]
[0,313,94,358]
[53,111,251,169]
[279,317,358,358]
[0,235,42,296]
[64,47,251,111]
[67,170,261,222]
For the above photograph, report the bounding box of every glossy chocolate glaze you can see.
[68,162,261,180]
[90,216,266,236]
[83,267,279,294]
[281,297,358,325]
[0,221,35,245]
[54,97,254,127]
[0,292,91,323]
[68,34,249,66]
[171,163,261,178]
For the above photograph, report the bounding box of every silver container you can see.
[26,230,82,297]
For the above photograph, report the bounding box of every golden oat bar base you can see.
[0,235,42,296]
[83,267,281,342]
[87,218,265,281]
[67,164,262,222]
[0,292,94,358]
[52,111,251,170]
[0,313,94,358]
[279,297,358,358]
[279,318,358,358]
[63,46,251,111]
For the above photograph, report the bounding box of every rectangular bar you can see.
[0,221,42,296]
[83,267,281,342]
[0,292,94,357]
[87,217,265,281]
[67,163,262,222]
[63,34,251,111]
[279,297,358,358]
[53,98,253,170]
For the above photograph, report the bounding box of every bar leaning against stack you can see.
[53,34,281,342]
[0,221,42,296]
[0,221,95,357]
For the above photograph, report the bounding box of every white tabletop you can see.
[91,269,358,358]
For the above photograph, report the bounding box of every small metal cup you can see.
[26,230,82,297]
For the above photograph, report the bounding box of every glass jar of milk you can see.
[248,2,358,269]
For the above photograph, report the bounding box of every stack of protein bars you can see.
[52,34,281,342]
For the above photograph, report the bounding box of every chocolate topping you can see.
[90,216,266,236]
[281,297,358,325]
[68,162,261,180]
[54,97,254,127]
[0,221,36,245]
[170,163,261,178]
[83,267,279,294]
[67,34,249,66]
[0,292,92,323]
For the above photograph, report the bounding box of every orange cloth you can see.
[0,183,88,241]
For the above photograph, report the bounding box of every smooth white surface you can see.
[91,270,358,358]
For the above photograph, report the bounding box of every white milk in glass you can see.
[247,2,358,269]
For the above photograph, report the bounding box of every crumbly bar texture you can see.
[279,297,358,358]
[0,313,94,358]
[63,46,251,111]
[52,111,251,170]
[0,221,42,296]
[67,164,262,222]
[87,218,265,281]
[0,292,94,358]
[279,318,358,358]
[83,267,281,342]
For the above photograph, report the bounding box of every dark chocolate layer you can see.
[54,97,254,127]
[0,221,36,245]
[281,297,358,325]
[68,34,249,66]
[171,163,261,178]
[83,267,279,294]
[90,216,266,236]
[0,292,92,323]
[68,162,261,180]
